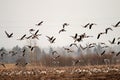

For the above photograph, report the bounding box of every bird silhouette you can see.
[108,38,116,44]
[116,51,120,56]
[101,50,106,56]
[46,36,56,43]
[63,23,69,28]
[80,44,87,50]
[46,36,54,41]
[82,23,90,28]
[17,34,26,40]
[52,51,58,55]
[97,32,105,39]
[59,28,66,34]
[5,31,13,38]
[69,43,78,48]
[36,21,43,26]
[63,47,74,53]
[70,33,78,42]
[105,27,113,34]
[112,21,120,27]
[29,29,35,32]
[117,41,120,45]
[89,23,96,29]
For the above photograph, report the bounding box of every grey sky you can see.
[0,0,120,49]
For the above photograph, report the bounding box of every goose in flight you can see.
[105,27,113,34]
[80,44,87,50]
[97,32,105,39]
[17,34,26,40]
[117,41,120,45]
[52,51,58,55]
[63,47,74,53]
[36,21,43,26]
[46,36,56,43]
[116,51,120,56]
[63,23,69,28]
[108,38,116,44]
[89,23,97,29]
[101,50,106,56]
[69,43,78,48]
[70,33,78,42]
[59,28,66,34]
[27,45,35,51]
[81,23,90,28]
[5,31,13,38]
[112,21,120,27]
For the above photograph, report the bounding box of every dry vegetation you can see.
[0,64,120,80]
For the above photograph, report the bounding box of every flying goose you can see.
[36,21,43,26]
[17,34,26,40]
[101,50,106,56]
[5,31,13,38]
[63,23,69,28]
[105,27,113,34]
[59,28,66,34]
[97,32,105,39]
[116,51,120,56]
[52,51,58,55]
[63,47,74,53]
[108,38,116,44]
[117,41,120,45]
[89,23,96,29]
[80,44,87,50]
[112,21,120,27]
[81,23,90,28]
[69,43,78,48]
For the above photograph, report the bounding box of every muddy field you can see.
[0,64,120,80]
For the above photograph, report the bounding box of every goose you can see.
[52,51,58,55]
[46,36,54,41]
[108,38,116,44]
[22,49,26,57]
[89,23,96,29]
[36,21,43,26]
[32,34,41,40]
[116,51,120,56]
[69,43,78,48]
[101,50,106,56]
[59,28,66,34]
[63,23,69,28]
[97,32,105,39]
[63,47,74,53]
[70,33,78,41]
[81,23,90,28]
[17,34,26,40]
[80,44,87,50]
[5,31,13,38]
[117,41,120,45]
[112,21,120,27]
[29,29,35,32]
[105,27,113,34]
[51,38,56,43]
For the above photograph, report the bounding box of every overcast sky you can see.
[0,0,120,49]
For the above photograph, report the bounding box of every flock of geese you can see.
[0,20,120,67]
